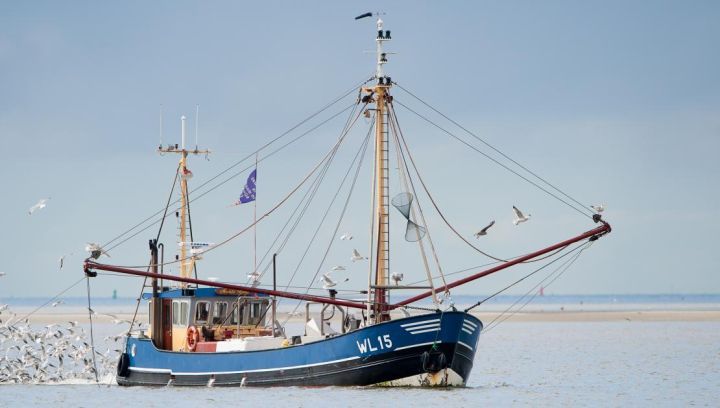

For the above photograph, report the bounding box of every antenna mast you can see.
[195,104,199,150]
[159,105,163,149]
[158,114,211,287]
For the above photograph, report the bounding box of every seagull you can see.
[319,273,337,289]
[351,249,367,262]
[58,256,65,270]
[331,265,346,271]
[391,272,404,285]
[112,318,131,325]
[51,300,64,308]
[339,233,353,241]
[474,220,495,238]
[85,243,110,259]
[318,273,349,289]
[591,204,605,213]
[28,198,50,215]
[247,272,260,282]
[0,272,5,277]
[512,206,531,225]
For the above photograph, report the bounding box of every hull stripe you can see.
[400,319,440,328]
[461,328,473,335]
[130,355,361,376]
[457,340,474,351]
[394,341,442,351]
[404,323,440,332]
[463,320,478,329]
[129,367,171,374]
[409,327,441,334]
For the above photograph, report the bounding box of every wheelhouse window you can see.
[213,302,228,325]
[180,301,189,325]
[172,301,180,325]
[248,300,268,325]
[229,304,239,325]
[195,301,210,324]
[238,303,246,325]
[172,300,190,326]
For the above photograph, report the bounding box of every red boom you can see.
[85,221,610,311]
[390,222,611,309]
[83,261,368,309]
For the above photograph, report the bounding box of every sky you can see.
[1,1,718,299]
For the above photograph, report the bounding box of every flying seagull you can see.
[85,243,110,259]
[0,272,6,277]
[319,273,337,289]
[351,249,367,262]
[331,265,346,271]
[591,204,605,213]
[28,198,50,215]
[512,206,531,225]
[58,256,65,270]
[474,220,495,238]
[339,233,353,241]
[318,273,348,289]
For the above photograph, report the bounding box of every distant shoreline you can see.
[3,293,719,325]
[7,310,720,325]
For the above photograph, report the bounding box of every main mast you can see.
[362,16,393,323]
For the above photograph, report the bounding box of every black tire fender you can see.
[117,352,130,377]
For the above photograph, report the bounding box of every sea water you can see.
[1,296,718,406]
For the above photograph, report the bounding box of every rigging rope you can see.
[404,260,502,287]
[282,122,374,323]
[394,83,594,217]
[388,104,446,303]
[252,150,337,282]
[251,100,365,284]
[482,242,593,333]
[85,277,100,385]
[101,76,374,252]
[111,100,367,269]
[390,101,580,264]
[127,164,182,337]
[104,103,358,254]
[389,101,508,262]
[278,112,370,291]
[1,276,86,331]
[393,98,593,220]
[464,241,586,312]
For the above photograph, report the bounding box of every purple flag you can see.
[236,169,257,205]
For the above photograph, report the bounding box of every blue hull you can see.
[118,311,482,386]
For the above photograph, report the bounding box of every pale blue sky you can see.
[1,1,718,299]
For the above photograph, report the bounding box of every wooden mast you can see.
[365,16,393,323]
[158,115,210,288]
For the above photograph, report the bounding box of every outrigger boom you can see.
[84,220,610,310]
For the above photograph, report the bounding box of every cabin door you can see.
[162,299,173,349]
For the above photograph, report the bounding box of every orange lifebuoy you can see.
[187,326,199,352]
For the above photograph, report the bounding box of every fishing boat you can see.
[83,14,611,387]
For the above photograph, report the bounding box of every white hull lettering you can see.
[356,334,393,354]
